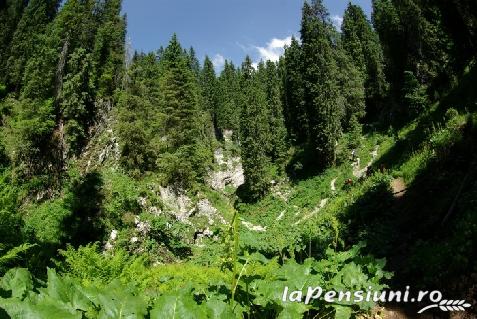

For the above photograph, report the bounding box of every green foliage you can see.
[60,48,95,155]
[301,0,344,168]
[262,60,288,167]
[239,57,272,200]
[1,98,56,178]
[217,60,241,133]
[23,199,71,245]
[342,3,387,117]
[402,71,429,118]
[0,244,35,275]
[283,37,307,144]
[0,243,391,319]
[58,243,137,285]
[5,0,59,91]
[0,1,475,318]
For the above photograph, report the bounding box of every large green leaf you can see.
[0,268,32,299]
[86,280,148,319]
[277,302,308,319]
[36,268,92,312]
[204,297,237,319]
[333,305,352,319]
[0,298,82,319]
[150,291,207,319]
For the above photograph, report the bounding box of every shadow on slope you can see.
[341,115,477,307]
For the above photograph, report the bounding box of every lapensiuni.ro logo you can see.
[282,286,472,314]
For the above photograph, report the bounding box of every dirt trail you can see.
[391,178,406,198]
[293,198,328,226]
[353,145,379,178]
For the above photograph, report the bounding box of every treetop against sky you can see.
[122,0,372,70]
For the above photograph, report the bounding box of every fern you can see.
[0,243,36,272]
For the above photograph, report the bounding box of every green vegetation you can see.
[0,0,476,318]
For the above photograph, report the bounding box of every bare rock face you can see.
[195,199,227,225]
[208,148,244,191]
[159,186,194,223]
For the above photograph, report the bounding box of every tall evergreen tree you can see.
[0,0,27,82]
[335,48,366,130]
[239,56,271,200]
[116,53,161,174]
[301,0,343,167]
[263,60,288,166]
[372,0,447,107]
[217,60,240,134]
[5,0,59,92]
[187,47,201,79]
[282,37,307,144]
[157,35,212,188]
[342,3,387,119]
[200,56,218,131]
[92,0,126,96]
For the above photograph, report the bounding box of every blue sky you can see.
[122,0,372,70]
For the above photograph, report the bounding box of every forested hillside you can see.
[0,0,476,318]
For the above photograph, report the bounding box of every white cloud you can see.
[212,54,225,70]
[255,36,292,63]
[331,15,343,31]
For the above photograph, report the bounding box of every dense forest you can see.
[0,0,476,318]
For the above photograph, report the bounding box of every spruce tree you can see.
[217,60,240,134]
[342,3,387,119]
[301,0,343,167]
[282,37,307,144]
[239,56,271,200]
[0,0,27,82]
[264,60,288,166]
[187,47,201,79]
[92,0,126,96]
[5,0,59,92]
[158,35,212,188]
[335,47,365,130]
[200,56,218,131]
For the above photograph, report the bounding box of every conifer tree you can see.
[342,3,387,118]
[158,35,212,188]
[217,60,240,134]
[5,0,59,92]
[335,48,365,130]
[0,0,27,82]
[282,37,307,144]
[263,60,288,166]
[92,0,126,96]
[301,0,343,167]
[200,56,218,130]
[116,53,161,174]
[187,47,201,79]
[239,56,271,200]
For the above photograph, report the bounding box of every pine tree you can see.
[200,56,218,130]
[263,60,288,166]
[301,0,343,167]
[282,37,307,144]
[92,0,126,96]
[157,35,212,188]
[239,56,271,200]
[335,48,365,130]
[5,0,59,92]
[342,3,387,119]
[217,60,240,134]
[0,0,27,82]
[187,47,201,79]
[116,53,161,174]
